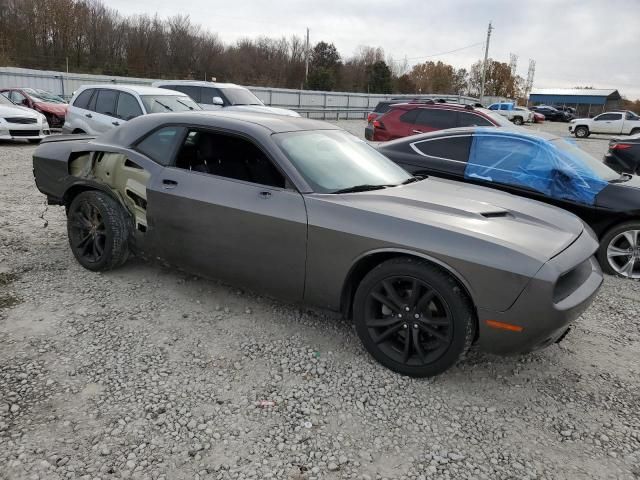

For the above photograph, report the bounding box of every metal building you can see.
[528,88,622,117]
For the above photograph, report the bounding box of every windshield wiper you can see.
[153,99,173,111]
[175,99,194,110]
[332,184,390,194]
[609,173,632,184]
[401,175,426,185]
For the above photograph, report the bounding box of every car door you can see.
[143,127,308,301]
[90,89,120,134]
[592,113,623,134]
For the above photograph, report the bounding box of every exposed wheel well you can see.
[340,252,476,321]
[72,128,86,134]
[630,128,640,135]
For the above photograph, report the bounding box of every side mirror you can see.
[211,96,224,106]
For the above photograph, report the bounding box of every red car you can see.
[1,88,68,128]
[371,101,511,141]
[533,111,545,123]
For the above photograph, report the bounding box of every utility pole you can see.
[479,21,493,103]
[304,27,310,88]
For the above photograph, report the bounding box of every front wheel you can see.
[574,126,589,138]
[512,116,524,125]
[597,222,640,279]
[353,257,476,377]
[67,191,131,271]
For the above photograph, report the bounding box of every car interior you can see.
[175,130,286,188]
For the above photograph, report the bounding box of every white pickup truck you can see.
[569,110,640,138]
[487,102,534,125]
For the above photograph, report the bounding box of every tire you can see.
[28,139,42,144]
[574,126,589,138]
[67,191,131,271]
[597,222,640,279]
[512,116,524,126]
[353,257,476,377]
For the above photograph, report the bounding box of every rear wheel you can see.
[574,126,589,138]
[512,116,524,125]
[67,191,131,271]
[353,257,475,377]
[598,222,640,279]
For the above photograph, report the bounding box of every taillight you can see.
[367,113,376,123]
[372,120,385,130]
[612,143,632,150]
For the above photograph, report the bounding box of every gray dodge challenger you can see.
[32,112,603,377]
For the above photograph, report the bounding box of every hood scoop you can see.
[480,210,512,219]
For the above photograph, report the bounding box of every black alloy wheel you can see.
[353,258,475,377]
[67,190,130,271]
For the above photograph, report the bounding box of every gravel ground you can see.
[1,121,639,480]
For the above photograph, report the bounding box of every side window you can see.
[399,109,419,123]
[596,113,622,121]
[200,87,224,105]
[489,104,499,110]
[94,90,118,116]
[499,104,509,110]
[413,136,472,162]
[116,92,143,120]
[458,112,493,127]
[73,89,94,109]
[174,130,285,188]
[136,126,184,166]
[416,109,457,129]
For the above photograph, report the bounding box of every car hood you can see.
[322,177,585,263]
[225,105,300,117]
[0,104,41,118]
[34,101,68,115]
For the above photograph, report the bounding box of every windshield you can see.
[140,95,201,113]
[23,88,66,104]
[274,130,412,193]
[0,93,14,106]
[551,138,619,181]
[222,88,263,106]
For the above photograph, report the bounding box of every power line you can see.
[401,41,485,62]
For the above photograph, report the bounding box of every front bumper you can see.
[568,125,575,133]
[0,127,50,140]
[475,228,602,355]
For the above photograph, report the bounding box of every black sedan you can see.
[531,106,572,122]
[378,127,640,279]
[604,133,640,175]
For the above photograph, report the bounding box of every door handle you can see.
[162,179,178,188]
[412,129,424,134]
[112,121,120,126]
[85,113,92,118]
[258,191,271,198]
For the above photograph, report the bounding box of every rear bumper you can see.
[475,229,602,355]
[364,125,374,141]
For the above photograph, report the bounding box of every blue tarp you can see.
[465,131,608,205]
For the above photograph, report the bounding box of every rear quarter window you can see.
[136,126,185,166]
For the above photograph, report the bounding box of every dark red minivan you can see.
[372,101,507,141]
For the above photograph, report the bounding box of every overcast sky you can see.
[107,0,640,99]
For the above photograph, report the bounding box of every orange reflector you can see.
[485,320,523,332]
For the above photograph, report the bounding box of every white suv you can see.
[63,85,200,135]
[152,80,299,117]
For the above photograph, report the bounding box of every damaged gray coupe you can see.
[33,112,603,376]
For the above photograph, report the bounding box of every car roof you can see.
[151,80,245,89]
[98,111,341,146]
[78,84,186,96]
[390,102,476,111]
[380,126,560,147]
